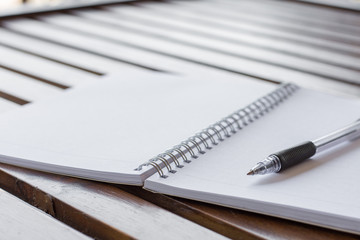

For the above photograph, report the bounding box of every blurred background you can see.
[1,0,360,11]
[1,0,63,10]
[0,0,123,17]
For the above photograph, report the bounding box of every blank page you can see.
[145,88,360,233]
[0,71,275,185]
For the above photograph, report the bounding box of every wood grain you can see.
[0,162,358,240]
[0,89,29,105]
[0,163,225,240]
[0,188,91,240]
[120,185,360,240]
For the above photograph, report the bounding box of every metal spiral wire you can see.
[135,83,299,178]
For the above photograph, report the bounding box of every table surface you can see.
[1,163,359,240]
[0,0,360,239]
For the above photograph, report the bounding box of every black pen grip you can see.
[274,141,316,171]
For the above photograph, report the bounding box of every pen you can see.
[247,119,360,176]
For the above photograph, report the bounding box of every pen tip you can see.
[247,170,254,176]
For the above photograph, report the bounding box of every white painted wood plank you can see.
[74,9,360,82]
[0,28,136,74]
[103,6,360,69]
[0,189,91,240]
[38,13,360,84]
[168,0,360,39]
[127,3,360,55]
[203,0,360,34]
[0,45,98,87]
[2,10,359,97]
[0,167,227,240]
[0,68,63,102]
[0,98,19,113]
[2,18,260,80]
[217,0,360,25]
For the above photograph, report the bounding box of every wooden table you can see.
[1,163,359,239]
[0,0,360,239]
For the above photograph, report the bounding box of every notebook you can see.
[0,71,359,234]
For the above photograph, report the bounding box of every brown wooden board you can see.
[1,163,359,239]
[0,163,226,240]
[0,188,91,240]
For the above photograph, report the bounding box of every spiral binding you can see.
[135,83,299,178]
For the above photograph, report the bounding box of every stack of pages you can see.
[0,71,359,234]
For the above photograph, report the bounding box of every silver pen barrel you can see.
[313,119,360,153]
[248,119,360,176]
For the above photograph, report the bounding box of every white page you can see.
[0,71,276,185]
[145,88,360,233]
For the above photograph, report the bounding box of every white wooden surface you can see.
[0,165,227,240]
[0,189,91,240]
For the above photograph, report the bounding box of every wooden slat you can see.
[0,64,69,90]
[207,0,360,34]
[0,89,29,105]
[135,2,360,55]
[35,14,357,85]
[0,0,136,19]
[294,0,360,11]
[0,67,63,102]
[2,19,169,73]
[166,1,360,43]
[0,44,98,88]
[0,42,104,76]
[2,17,276,83]
[33,11,360,96]
[0,189,91,240]
[120,185,360,240]
[0,163,359,239]
[78,8,360,72]
[70,9,360,83]
[224,0,360,25]
[0,163,226,240]
[0,97,20,113]
[0,28,137,74]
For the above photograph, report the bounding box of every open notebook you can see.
[0,71,359,234]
